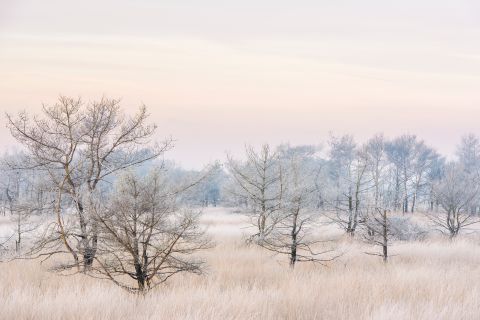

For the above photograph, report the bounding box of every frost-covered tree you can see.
[0,163,52,253]
[6,96,172,271]
[364,134,388,208]
[456,134,480,213]
[409,143,440,213]
[362,208,425,262]
[261,149,336,267]
[327,135,370,235]
[179,164,226,207]
[457,134,480,175]
[385,135,417,213]
[91,170,211,293]
[362,208,392,262]
[385,135,439,213]
[428,162,480,238]
[227,144,284,242]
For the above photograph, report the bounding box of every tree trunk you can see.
[411,192,416,213]
[290,240,297,268]
[382,210,388,263]
[290,209,298,268]
[76,200,97,270]
[135,262,146,292]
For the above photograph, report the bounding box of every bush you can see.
[389,216,426,241]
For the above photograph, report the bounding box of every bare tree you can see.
[6,96,172,271]
[457,133,480,176]
[327,137,370,236]
[0,169,25,252]
[364,134,388,208]
[0,166,49,253]
[90,170,211,293]
[10,202,40,253]
[227,144,284,242]
[385,135,440,213]
[409,144,439,213]
[178,164,226,207]
[260,151,337,268]
[425,156,445,212]
[362,208,393,262]
[385,135,418,213]
[362,207,425,262]
[428,162,480,238]
[456,133,480,213]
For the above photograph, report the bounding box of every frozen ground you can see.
[1,207,480,319]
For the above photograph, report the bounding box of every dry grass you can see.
[1,208,480,319]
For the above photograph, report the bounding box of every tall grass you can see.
[1,208,479,319]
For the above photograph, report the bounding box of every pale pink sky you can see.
[1,1,480,168]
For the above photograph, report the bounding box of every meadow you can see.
[1,208,479,320]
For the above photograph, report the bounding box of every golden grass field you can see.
[1,208,480,320]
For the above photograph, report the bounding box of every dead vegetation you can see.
[1,208,480,320]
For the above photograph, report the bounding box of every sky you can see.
[1,1,480,168]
